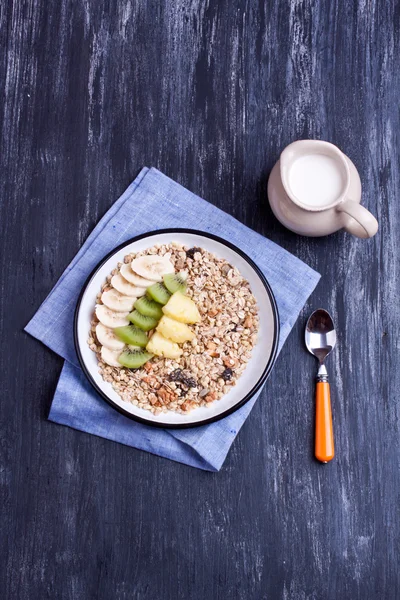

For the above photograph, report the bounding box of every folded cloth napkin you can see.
[25,167,320,471]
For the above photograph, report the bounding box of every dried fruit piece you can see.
[168,369,197,390]
[221,368,233,381]
[186,247,201,259]
[169,369,184,382]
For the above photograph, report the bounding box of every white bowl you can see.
[74,229,279,428]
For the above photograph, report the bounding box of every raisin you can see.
[169,369,183,382]
[186,247,202,259]
[182,377,197,388]
[221,368,233,381]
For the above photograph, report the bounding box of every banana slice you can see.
[111,273,146,297]
[95,305,130,328]
[129,254,174,282]
[120,263,155,288]
[95,323,125,351]
[101,288,136,312]
[101,346,122,367]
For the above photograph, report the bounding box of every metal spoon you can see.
[305,309,336,463]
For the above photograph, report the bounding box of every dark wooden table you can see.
[1,1,399,598]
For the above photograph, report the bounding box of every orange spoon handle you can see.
[315,381,335,462]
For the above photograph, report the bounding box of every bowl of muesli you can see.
[74,229,279,428]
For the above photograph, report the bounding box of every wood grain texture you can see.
[1,0,399,598]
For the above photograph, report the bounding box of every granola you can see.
[88,242,259,415]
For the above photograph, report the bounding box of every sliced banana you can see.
[129,254,174,282]
[120,263,155,287]
[95,323,125,351]
[101,346,122,367]
[101,288,136,312]
[95,304,130,328]
[111,273,146,297]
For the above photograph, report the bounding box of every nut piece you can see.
[244,316,253,328]
[223,357,236,368]
[181,400,197,412]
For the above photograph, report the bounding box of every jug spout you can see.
[279,141,302,188]
[279,140,320,198]
[280,140,306,170]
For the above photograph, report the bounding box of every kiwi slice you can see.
[147,282,171,305]
[113,324,148,347]
[163,272,188,294]
[128,309,159,331]
[118,347,153,369]
[134,296,163,319]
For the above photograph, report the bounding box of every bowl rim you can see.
[74,228,280,428]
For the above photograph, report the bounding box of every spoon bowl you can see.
[305,309,337,365]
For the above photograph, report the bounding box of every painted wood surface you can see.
[1,1,399,598]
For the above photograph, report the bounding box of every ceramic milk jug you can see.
[267,140,378,238]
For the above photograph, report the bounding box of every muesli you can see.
[88,243,259,414]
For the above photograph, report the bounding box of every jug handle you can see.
[337,199,378,239]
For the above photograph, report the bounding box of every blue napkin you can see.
[25,167,320,471]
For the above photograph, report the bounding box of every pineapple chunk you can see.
[162,292,201,324]
[146,332,183,359]
[157,316,195,343]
